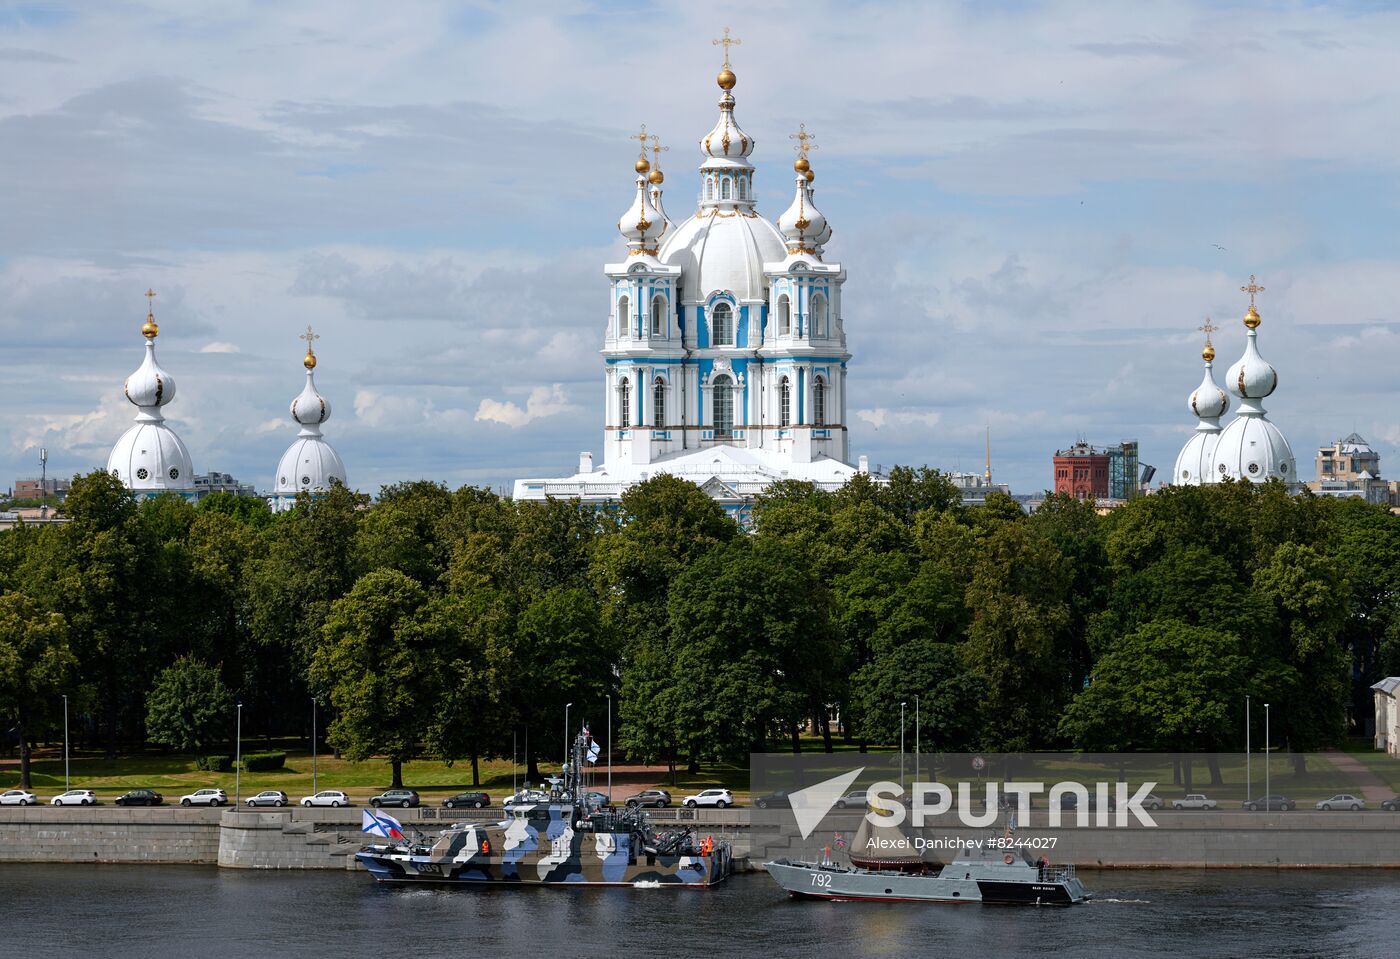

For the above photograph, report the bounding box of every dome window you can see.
[1280,463,1288,473]
[1248,463,1260,475]
[168,467,180,479]
[710,302,734,347]
[712,375,734,438]
[721,177,732,200]
[1218,464,1228,474]
[136,468,149,480]
[302,475,311,485]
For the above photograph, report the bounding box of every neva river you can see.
[4,864,1398,959]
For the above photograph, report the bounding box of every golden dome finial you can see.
[713,26,740,89]
[790,123,817,174]
[300,324,320,369]
[630,123,651,174]
[1240,274,1264,329]
[1198,318,1220,362]
[648,134,668,184]
[141,288,159,338]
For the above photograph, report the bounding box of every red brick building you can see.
[1053,442,1110,499]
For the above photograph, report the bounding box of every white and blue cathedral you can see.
[514,55,868,514]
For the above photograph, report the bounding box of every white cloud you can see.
[200,341,241,353]
[475,384,577,429]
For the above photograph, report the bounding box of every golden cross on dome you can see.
[1198,318,1220,344]
[300,324,319,351]
[713,27,741,68]
[630,123,650,157]
[649,134,669,168]
[1240,275,1265,308]
[145,288,157,312]
[790,123,818,159]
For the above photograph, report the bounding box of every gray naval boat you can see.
[765,808,1088,906]
[356,729,732,888]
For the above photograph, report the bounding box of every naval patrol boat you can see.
[765,806,1088,906]
[356,728,732,887]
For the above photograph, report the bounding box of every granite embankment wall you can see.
[1,806,1397,869]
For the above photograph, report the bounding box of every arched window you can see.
[777,294,791,336]
[813,375,827,427]
[811,293,827,338]
[738,177,747,200]
[651,296,665,336]
[617,294,630,338]
[712,375,734,437]
[710,302,734,346]
[779,376,792,428]
[653,376,666,427]
[721,177,732,200]
[618,378,631,428]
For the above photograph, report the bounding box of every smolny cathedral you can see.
[97,37,1300,512]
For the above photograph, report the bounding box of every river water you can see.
[2,864,1396,959]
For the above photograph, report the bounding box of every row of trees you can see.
[2,468,1396,788]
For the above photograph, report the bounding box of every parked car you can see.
[442,791,490,809]
[581,791,613,808]
[0,789,37,806]
[752,790,792,810]
[624,789,671,809]
[51,789,98,806]
[246,790,288,807]
[833,790,869,810]
[1139,794,1165,810]
[301,790,350,807]
[1172,794,1218,810]
[369,789,420,809]
[683,788,734,809]
[1380,796,1400,812]
[1242,794,1295,811]
[115,789,163,806]
[179,788,227,807]
[1316,794,1365,811]
[1058,792,1115,811]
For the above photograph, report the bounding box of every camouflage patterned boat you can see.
[356,730,732,888]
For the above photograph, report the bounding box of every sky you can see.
[4,0,1400,498]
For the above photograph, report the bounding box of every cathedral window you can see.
[814,376,827,426]
[738,177,747,200]
[721,177,732,200]
[710,302,734,346]
[651,296,665,336]
[617,294,630,338]
[619,378,631,428]
[811,293,828,338]
[653,376,666,427]
[713,375,734,437]
[777,294,791,336]
[779,377,791,428]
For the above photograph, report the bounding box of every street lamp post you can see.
[311,698,318,795]
[1245,694,1251,802]
[900,702,907,793]
[564,702,573,770]
[235,702,243,807]
[914,696,920,785]
[1264,703,1270,815]
[606,694,613,802]
[62,694,69,792]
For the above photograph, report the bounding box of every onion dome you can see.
[647,136,673,235]
[107,290,195,492]
[1174,323,1229,486]
[291,336,331,428]
[124,295,177,410]
[617,172,665,255]
[777,171,827,256]
[1188,326,1228,420]
[273,326,346,506]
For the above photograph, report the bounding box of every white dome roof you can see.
[1188,362,1229,420]
[1225,329,1278,400]
[1210,412,1296,483]
[124,340,176,409]
[776,174,828,256]
[107,421,194,491]
[291,371,331,426]
[1174,430,1220,486]
[274,437,346,494]
[659,208,787,303]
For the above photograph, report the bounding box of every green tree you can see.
[144,656,234,752]
[0,592,74,788]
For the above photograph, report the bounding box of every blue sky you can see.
[4,0,1400,497]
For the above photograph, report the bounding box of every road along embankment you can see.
[1,805,1396,870]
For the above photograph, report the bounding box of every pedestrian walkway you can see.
[1320,749,1394,802]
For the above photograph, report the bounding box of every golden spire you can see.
[713,26,740,89]
[984,426,992,483]
[790,122,818,175]
[141,288,159,338]
[648,134,668,185]
[630,123,651,174]
[1240,274,1264,329]
[1198,319,1220,362]
[300,324,320,370]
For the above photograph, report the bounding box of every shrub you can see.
[240,751,286,772]
[196,754,233,772]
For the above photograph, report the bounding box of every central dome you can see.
[659,210,787,303]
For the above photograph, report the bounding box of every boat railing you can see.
[1041,863,1076,882]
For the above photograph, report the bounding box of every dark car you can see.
[1243,794,1295,811]
[753,790,792,810]
[1059,792,1115,811]
[1382,796,1400,812]
[442,792,490,809]
[624,789,671,808]
[370,789,420,808]
[115,789,163,807]
[581,791,613,808]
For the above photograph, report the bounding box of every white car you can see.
[51,789,98,806]
[683,788,734,809]
[1171,794,1218,810]
[301,790,350,807]
[0,789,38,806]
[179,788,228,807]
[1317,794,1365,811]
[833,790,870,810]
